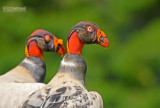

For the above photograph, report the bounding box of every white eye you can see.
[88,27,92,31]
[87,26,93,32]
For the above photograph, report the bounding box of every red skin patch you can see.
[67,32,84,55]
[28,41,44,60]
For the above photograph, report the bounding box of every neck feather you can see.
[19,56,46,82]
[67,31,84,55]
[58,54,87,84]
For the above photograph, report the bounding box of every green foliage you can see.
[0,0,160,107]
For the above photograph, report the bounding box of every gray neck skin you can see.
[58,54,87,85]
[19,56,46,82]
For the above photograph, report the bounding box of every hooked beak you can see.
[97,29,109,48]
[53,37,65,56]
[57,46,65,56]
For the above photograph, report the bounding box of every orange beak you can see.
[57,46,65,56]
[54,37,65,56]
[97,29,109,48]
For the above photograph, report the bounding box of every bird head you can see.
[25,29,65,61]
[67,21,109,54]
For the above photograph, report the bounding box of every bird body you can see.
[0,29,65,108]
[0,82,45,108]
[21,54,103,108]
[0,29,65,83]
[20,21,109,108]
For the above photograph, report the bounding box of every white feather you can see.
[22,58,36,66]
[61,59,76,67]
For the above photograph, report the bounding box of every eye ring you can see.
[44,35,51,42]
[87,26,94,32]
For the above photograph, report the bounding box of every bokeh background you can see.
[0,0,160,108]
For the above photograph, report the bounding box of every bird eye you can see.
[87,26,94,32]
[44,35,50,42]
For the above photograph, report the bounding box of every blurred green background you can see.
[0,0,160,108]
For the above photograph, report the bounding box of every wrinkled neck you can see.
[67,31,84,55]
[25,41,44,61]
